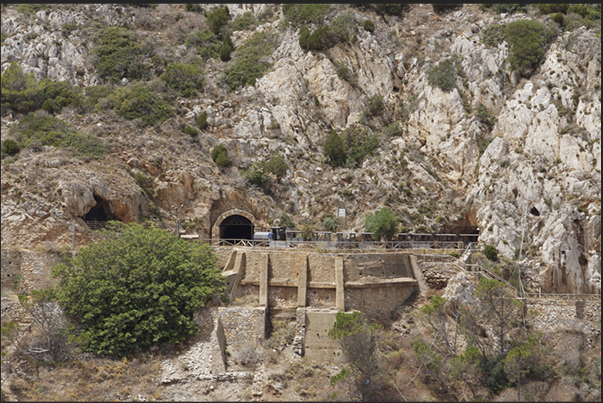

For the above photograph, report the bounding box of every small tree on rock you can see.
[364,207,399,240]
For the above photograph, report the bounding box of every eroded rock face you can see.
[1,4,600,295]
[442,271,478,309]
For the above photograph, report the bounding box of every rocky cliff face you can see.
[1,4,600,295]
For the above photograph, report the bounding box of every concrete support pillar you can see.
[335,256,345,312]
[297,254,308,308]
[259,253,269,307]
[230,251,246,300]
[409,254,429,295]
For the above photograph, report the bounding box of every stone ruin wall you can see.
[225,250,418,315]
[1,250,64,294]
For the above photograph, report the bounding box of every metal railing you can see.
[522,292,601,302]
[465,264,515,289]
[83,220,110,231]
[180,238,468,253]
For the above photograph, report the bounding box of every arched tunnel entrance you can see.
[83,194,118,222]
[219,215,254,242]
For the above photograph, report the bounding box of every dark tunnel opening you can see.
[219,215,254,241]
[83,194,118,222]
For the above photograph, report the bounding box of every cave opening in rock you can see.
[83,194,118,222]
[219,215,254,241]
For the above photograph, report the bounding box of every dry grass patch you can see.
[6,355,163,401]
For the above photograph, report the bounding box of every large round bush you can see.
[52,223,225,357]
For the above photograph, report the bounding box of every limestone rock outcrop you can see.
[1,4,600,295]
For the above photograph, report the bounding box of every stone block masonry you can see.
[0,250,64,293]
[303,309,345,365]
[222,249,419,316]
[216,249,419,363]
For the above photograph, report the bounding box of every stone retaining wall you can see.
[526,298,601,334]
[0,250,64,293]
[216,306,267,351]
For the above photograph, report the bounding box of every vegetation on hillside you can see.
[51,222,225,357]
[326,276,581,401]
[93,26,148,83]
[7,111,107,159]
[323,125,380,169]
[364,207,399,240]
[220,31,278,91]
[1,62,83,115]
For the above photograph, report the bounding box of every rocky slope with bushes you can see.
[1,4,601,402]
[1,4,600,293]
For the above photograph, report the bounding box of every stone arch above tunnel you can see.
[211,209,257,241]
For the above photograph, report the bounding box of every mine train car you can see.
[254,227,479,249]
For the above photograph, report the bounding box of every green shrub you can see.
[323,130,346,167]
[2,139,20,156]
[375,4,405,16]
[197,111,209,130]
[1,63,85,115]
[568,4,600,20]
[265,153,288,181]
[186,29,221,60]
[1,62,40,114]
[552,13,565,25]
[477,103,494,130]
[301,222,314,241]
[282,4,331,27]
[112,85,172,125]
[184,125,198,137]
[478,354,509,395]
[432,4,462,14]
[62,131,109,159]
[363,19,375,32]
[323,126,379,168]
[160,62,204,97]
[93,26,147,83]
[52,222,225,357]
[504,19,549,74]
[484,244,499,262]
[220,31,277,91]
[9,111,76,147]
[427,60,457,92]
[38,78,83,113]
[365,207,399,240]
[244,161,271,191]
[298,26,311,49]
[480,23,507,47]
[280,213,295,229]
[231,11,257,31]
[337,65,357,86]
[299,24,349,51]
[538,4,569,15]
[9,111,107,159]
[219,32,233,62]
[1,64,83,115]
[1,62,34,92]
[82,85,115,113]
[342,125,379,168]
[184,4,203,13]
[384,122,402,137]
[206,6,230,35]
[211,144,231,167]
[367,94,384,116]
[322,213,339,232]
[492,4,527,14]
